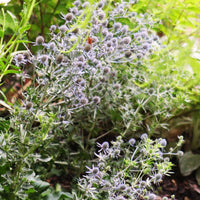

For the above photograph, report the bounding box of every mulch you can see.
[158,171,200,200]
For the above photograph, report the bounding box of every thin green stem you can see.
[0,0,36,84]
[0,8,5,50]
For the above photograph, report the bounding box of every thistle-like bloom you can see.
[97,141,109,153]
[129,138,136,147]
[35,36,44,45]
[93,96,101,104]
[39,55,49,65]
[14,54,27,66]
[59,25,67,33]
[80,97,89,105]
[85,165,100,178]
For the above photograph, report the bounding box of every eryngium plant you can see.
[10,0,163,180]
[77,135,184,200]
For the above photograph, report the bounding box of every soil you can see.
[158,168,200,200]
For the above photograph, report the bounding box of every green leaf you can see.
[41,188,51,197]
[31,178,50,190]
[19,24,31,34]
[3,69,21,76]
[0,30,3,38]
[0,163,9,175]
[0,11,17,33]
[179,151,200,176]
[7,10,18,27]
[47,191,73,200]
[27,172,50,190]
[16,40,31,44]
[25,188,36,194]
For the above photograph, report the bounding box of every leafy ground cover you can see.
[0,0,200,199]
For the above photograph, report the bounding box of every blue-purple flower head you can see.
[129,138,136,147]
[140,133,148,140]
[97,141,109,153]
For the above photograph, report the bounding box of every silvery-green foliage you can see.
[0,106,54,199]
[77,135,184,200]
[11,0,163,176]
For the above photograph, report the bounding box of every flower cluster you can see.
[13,0,160,118]
[78,135,183,200]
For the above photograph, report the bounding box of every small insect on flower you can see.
[87,37,93,45]
[98,1,105,8]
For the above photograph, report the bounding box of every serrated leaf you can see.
[31,178,50,190]
[27,172,50,190]
[179,151,200,176]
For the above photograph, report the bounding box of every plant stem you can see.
[0,0,36,83]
